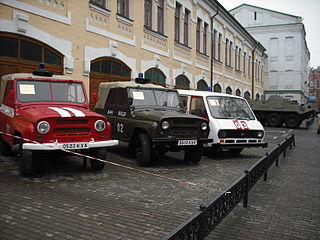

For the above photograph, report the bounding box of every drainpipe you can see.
[251,42,257,100]
[210,2,219,92]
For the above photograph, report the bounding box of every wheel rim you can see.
[136,145,142,162]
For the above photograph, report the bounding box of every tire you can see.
[229,148,243,154]
[90,148,106,171]
[284,114,301,129]
[184,145,203,164]
[266,113,282,127]
[19,149,34,176]
[136,133,151,166]
[0,136,12,156]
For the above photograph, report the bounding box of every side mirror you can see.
[91,93,98,103]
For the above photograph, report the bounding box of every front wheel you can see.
[184,145,203,164]
[0,136,12,156]
[284,114,301,129]
[89,148,106,171]
[19,149,34,176]
[266,113,282,127]
[136,133,152,167]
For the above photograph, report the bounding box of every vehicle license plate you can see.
[62,142,89,150]
[178,140,197,146]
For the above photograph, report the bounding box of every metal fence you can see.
[164,133,295,240]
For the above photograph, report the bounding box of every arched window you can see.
[197,79,208,91]
[0,32,63,78]
[145,68,166,86]
[213,83,221,93]
[244,91,251,101]
[255,93,260,100]
[89,57,131,109]
[226,86,232,95]
[90,57,130,77]
[175,75,190,89]
[236,89,241,96]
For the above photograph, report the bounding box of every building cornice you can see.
[230,4,302,20]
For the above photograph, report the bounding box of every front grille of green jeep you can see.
[169,119,198,137]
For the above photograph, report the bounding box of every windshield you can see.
[129,88,180,108]
[207,96,255,120]
[17,80,85,103]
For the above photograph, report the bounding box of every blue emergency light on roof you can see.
[33,63,53,77]
[135,77,150,84]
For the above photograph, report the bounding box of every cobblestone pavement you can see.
[207,122,320,240]
[0,123,318,240]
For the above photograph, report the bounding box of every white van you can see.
[178,90,267,153]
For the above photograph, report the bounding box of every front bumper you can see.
[151,137,212,144]
[22,139,119,151]
[211,142,268,149]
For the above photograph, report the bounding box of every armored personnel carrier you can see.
[248,95,315,129]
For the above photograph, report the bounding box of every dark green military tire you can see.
[284,114,301,129]
[266,113,282,127]
[136,133,152,166]
[184,145,203,164]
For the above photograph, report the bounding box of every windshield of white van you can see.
[207,96,255,120]
[129,88,180,108]
[17,80,85,103]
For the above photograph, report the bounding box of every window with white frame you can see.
[144,0,152,29]
[213,29,217,60]
[184,9,190,46]
[203,22,208,55]
[225,38,229,66]
[238,48,241,71]
[218,33,221,61]
[117,0,129,18]
[248,55,251,76]
[90,0,107,9]
[157,0,164,34]
[229,41,232,67]
[196,18,201,52]
[243,52,246,73]
[235,45,238,70]
[174,2,181,42]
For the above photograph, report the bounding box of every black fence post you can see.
[276,144,280,167]
[292,133,295,146]
[289,134,294,149]
[283,138,287,157]
[243,170,249,208]
[263,153,268,181]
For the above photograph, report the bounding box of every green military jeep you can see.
[94,79,210,166]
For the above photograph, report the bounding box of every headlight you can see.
[201,122,208,131]
[218,130,227,138]
[37,121,50,134]
[161,121,169,130]
[257,131,264,138]
[95,120,106,131]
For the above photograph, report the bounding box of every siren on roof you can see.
[135,77,150,84]
[33,63,53,77]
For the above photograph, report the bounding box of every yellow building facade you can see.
[0,0,266,104]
